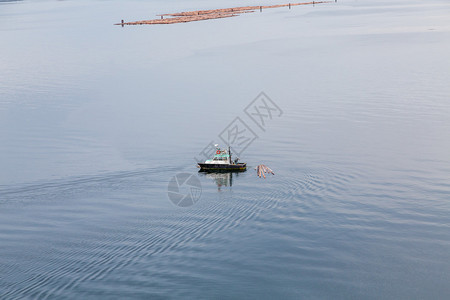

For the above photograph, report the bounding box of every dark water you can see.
[1,0,450,298]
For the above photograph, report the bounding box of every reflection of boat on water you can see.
[198,170,243,189]
[206,172,233,188]
[197,145,246,171]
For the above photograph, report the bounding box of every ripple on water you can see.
[0,167,287,298]
[1,159,449,298]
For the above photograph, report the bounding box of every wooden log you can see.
[255,164,275,178]
[116,1,332,26]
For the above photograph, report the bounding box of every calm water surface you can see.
[1,0,450,298]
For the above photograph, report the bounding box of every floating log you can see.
[115,1,331,26]
[255,164,275,179]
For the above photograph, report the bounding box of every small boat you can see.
[197,145,246,171]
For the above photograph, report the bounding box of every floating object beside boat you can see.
[197,145,246,172]
[255,164,275,178]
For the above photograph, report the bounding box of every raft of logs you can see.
[255,165,275,179]
[115,1,331,26]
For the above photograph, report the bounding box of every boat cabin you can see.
[206,150,231,164]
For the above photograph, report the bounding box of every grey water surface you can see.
[1,0,450,298]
